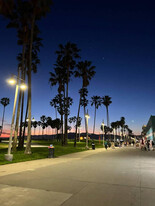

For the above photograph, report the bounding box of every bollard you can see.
[92,142,95,150]
[48,145,55,158]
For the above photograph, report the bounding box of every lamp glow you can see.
[20,83,27,90]
[32,117,35,122]
[85,114,90,119]
[7,78,17,85]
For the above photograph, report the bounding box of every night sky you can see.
[0,0,155,136]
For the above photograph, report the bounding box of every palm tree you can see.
[56,42,80,145]
[50,97,58,119]
[32,121,38,135]
[39,115,48,136]
[101,125,110,141]
[0,98,10,134]
[69,116,77,133]
[51,118,61,141]
[91,96,102,134]
[0,0,14,17]
[124,124,128,140]
[1,0,52,152]
[49,63,66,145]
[79,88,89,132]
[25,0,53,154]
[119,117,125,140]
[74,60,96,146]
[102,96,112,127]
[111,121,117,143]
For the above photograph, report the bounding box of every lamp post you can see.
[5,75,27,161]
[85,110,90,149]
[101,121,104,146]
[27,117,35,135]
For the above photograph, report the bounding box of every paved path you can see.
[0,147,155,206]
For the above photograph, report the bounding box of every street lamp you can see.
[85,110,90,149]
[78,126,81,142]
[101,121,104,146]
[27,117,35,122]
[32,117,35,122]
[5,75,27,161]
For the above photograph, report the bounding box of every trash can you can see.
[48,145,55,158]
[92,142,95,150]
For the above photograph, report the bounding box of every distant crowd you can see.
[140,138,154,151]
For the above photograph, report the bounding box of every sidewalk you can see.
[0,147,111,177]
[1,147,151,206]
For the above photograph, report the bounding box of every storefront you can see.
[145,115,155,142]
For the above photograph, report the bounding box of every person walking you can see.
[147,140,150,151]
[104,140,108,150]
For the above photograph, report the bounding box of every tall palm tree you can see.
[115,120,120,136]
[56,42,80,145]
[74,60,96,146]
[25,0,53,154]
[0,98,10,134]
[50,97,58,119]
[111,121,117,143]
[79,88,89,133]
[124,124,128,140]
[49,65,66,145]
[119,117,125,140]
[102,96,112,127]
[1,0,52,152]
[91,96,102,134]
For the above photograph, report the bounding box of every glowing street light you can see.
[101,121,104,146]
[5,74,27,161]
[85,110,90,149]
[20,83,27,90]
[27,117,35,122]
[32,117,35,122]
[7,77,17,85]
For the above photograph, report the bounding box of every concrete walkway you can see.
[0,147,155,206]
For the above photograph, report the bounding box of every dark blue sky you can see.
[0,0,155,135]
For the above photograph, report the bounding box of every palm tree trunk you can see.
[55,107,57,136]
[84,105,87,140]
[65,69,69,145]
[106,106,109,127]
[59,93,64,146]
[74,96,81,147]
[55,108,57,119]
[19,96,28,149]
[1,106,5,134]
[61,114,64,146]
[25,15,35,154]
[18,34,26,149]
[93,106,96,134]
[84,106,86,132]
[18,91,24,149]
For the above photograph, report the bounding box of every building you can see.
[145,115,155,142]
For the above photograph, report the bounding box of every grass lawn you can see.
[0,139,104,165]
